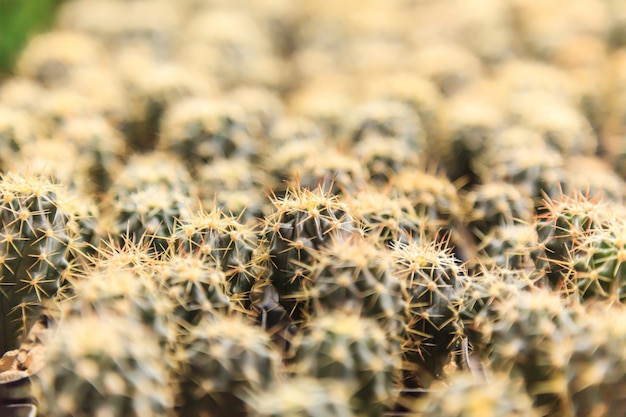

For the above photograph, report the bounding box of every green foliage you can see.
[0,0,63,75]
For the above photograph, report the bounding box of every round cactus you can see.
[261,184,357,321]
[292,313,398,417]
[176,314,281,417]
[244,376,354,417]
[391,239,467,387]
[0,172,73,355]
[33,313,174,417]
[413,372,538,417]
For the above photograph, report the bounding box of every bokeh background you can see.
[0,0,64,76]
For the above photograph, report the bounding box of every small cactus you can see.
[292,313,398,417]
[33,313,174,417]
[391,239,467,387]
[0,172,72,354]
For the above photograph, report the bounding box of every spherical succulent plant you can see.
[0,172,73,355]
[33,313,174,417]
[413,371,538,417]
[391,239,467,388]
[261,184,357,321]
[298,236,406,347]
[244,376,355,417]
[173,208,265,309]
[176,314,281,417]
[292,312,399,417]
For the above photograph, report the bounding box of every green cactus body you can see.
[293,313,398,417]
[159,97,257,174]
[178,315,280,417]
[391,168,462,235]
[0,173,71,354]
[33,314,174,417]
[487,290,583,415]
[196,157,273,221]
[244,376,355,417]
[174,208,263,309]
[112,184,194,253]
[262,185,356,322]
[475,224,538,270]
[460,266,536,356]
[348,189,429,248]
[54,115,126,197]
[301,237,405,350]
[566,306,626,417]
[414,372,538,417]
[472,126,565,202]
[464,182,534,236]
[533,193,610,288]
[391,240,467,387]
[155,252,232,325]
[568,217,626,301]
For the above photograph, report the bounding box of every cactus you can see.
[33,313,174,417]
[15,30,107,88]
[174,208,265,310]
[261,184,356,321]
[413,372,538,417]
[292,313,398,417]
[474,224,538,270]
[0,172,72,355]
[244,376,354,417]
[486,290,583,415]
[158,97,258,174]
[391,239,467,388]
[463,182,534,236]
[196,157,273,221]
[347,188,429,248]
[460,265,537,356]
[298,236,405,348]
[533,192,610,289]
[566,216,626,301]
[565,305,626,417]
[177,314,281,417]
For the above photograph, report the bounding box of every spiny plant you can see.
[485,290,584,415]
[33,313,174,417]
[195,157,273,221]
[391,239,467,388]
[347,188,430,248]
[121,59,216,152]
[52,115,126,198]
[533,192,611,290]
[0,172,73,355]
[390,168,463,239]
[14,30,108,88]
[341,99,426,150]
[471,126,565,202]
[460,265,537,356]
[0,107,37,172]
[474,223,538,271]
[565,216,626,302]
[295,236,405,348]
[173,207,264,310]
[243,376,355,417]
[158,97,258,174]
[565,304,626,417]
[291,313,399,417]
[412,371,539,417]
[176,314,281,417]
[463,182,534,236]
[261,183,357,322]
